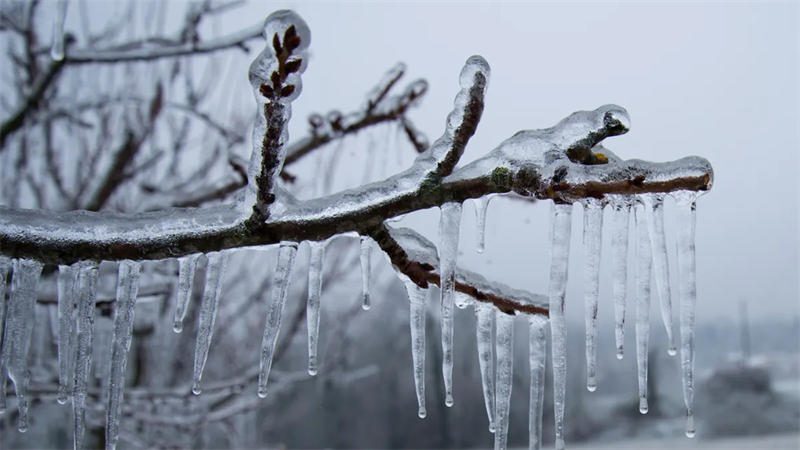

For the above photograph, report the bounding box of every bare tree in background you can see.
[0,2,713,449]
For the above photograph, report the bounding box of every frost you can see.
[359,236,372,310]
[173,254,200,333]
[57,264,78,404]
[474,196,491,253]
[404,278,427,419]
[634,202,652,414]
[642,194,677,355]
[191,252,228,395]
[609,196,631,359]
[494,311,514,450]
[438,201,462,407]
[73,262,98,450]
[582,198,603,392]
[306,241,324,376]
[528,315,547,450]
[475,303,496,432]
[106,260,141,450]
[258,243,298,398]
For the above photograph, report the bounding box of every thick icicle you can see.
[106,260,141,450]
[642,193,677,355]
[173,254,200,333]
[475,303,496,432]
[306,241,324,376]
[73,262,98,450]
[548,203,573,450]
[57,264,78,404]
[359,236,371,310]
[674,191,698,438]
[610,197,631,359]
[438,201,462,406]
[474,196,491,253]
[51,0,69,61]
[634,202,652,414]
[257,243,298,398]
[494,310,514,450]
[0,257,10,414]
[191,252,228,395]
[3,259,43,432]
[404,279,427,418]
[528,315,547,450]
[582,198,603,392]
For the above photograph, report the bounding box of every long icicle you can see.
[257,242,298,398]
[3,259,43,432]
[191,252,228,395]
[359,236,372,310]
[634,202,652,414]
[173,254,200,333]
[494,310,514,450]
[582,198,604,392]
[439,201,462,407]
[51,0,69,61]
[57,264,78,404]
[643,194,677,355]
[548,203,573,450]
[674,191,698,437]
[404,278,428,418]
[306,241,324,376]
[0,257,11,414]
[610,197,631,359]
[475,303,496,433]
[475,196,491,253]
[528,315,547,450]
[106,260,141,450]
[73,261,99,450]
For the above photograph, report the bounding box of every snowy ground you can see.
[524,432,800,449]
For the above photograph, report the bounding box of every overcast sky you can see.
[76,1,799,325]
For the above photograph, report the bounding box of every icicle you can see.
[528,315,547,450]
[439,201,462,406]
[475,303,496,432]
[73,261,98,450]
[2,259,43,432]
[191,252,228,395]
[642,193,677,355]
[173,254,200,333]
[0,256,10,415]
[106,260,141,450]
[475,196,491,253]
[257,243,297,398]
[51,0,69,61]
[404,279,427,418]
[57,264,78,404]
[306,242,324,376]
[494,310,514,450]
[548,203,572,450]
[674,191,698,438]
[359,236,372,311]
[582,198,603,392]
[610,197,631,360]
[634,202,652,414]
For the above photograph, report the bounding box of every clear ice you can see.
[404,278,428,419]
[173,254,200,333]
[57,264,78,404]
[73,262,98,450]
[360,236,372,310]
[582,198,603,392]
[610,197,631,359]
[439,201,462,407]
[634,202,652,414]
[528,315,547,450]
[191,252,228,395]
[642,194,676,355]
[474,196,491,253]
[494,310,514,450]
[475,303,496,432]
[306,241,324,376]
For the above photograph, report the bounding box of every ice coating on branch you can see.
[363,62,406,111]
[73,262,98,450]
[634,203,652,414]
[403,278,427,419]
[106,260,141,450]
[475,303,496,432]
[173,254,200,333]
[475,196,491,253]
[438,202,462,407]
[609,196,631,359]
[360,236,372,310]
[191,252,228,395]
[642,194,677,355]
[2,259,42,432]
[51,0,69,61]
[582,198,603,392]
[494,310,514,450]
[57,264,78,404]
[548,203,572,450]
[528,315,547,450]
[674,191,698,438]
[306,241,324,376]
[258,242,298,398]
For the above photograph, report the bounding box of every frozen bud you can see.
[264,10,311,53]
[459,55,491,90]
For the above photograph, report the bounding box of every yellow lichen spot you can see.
[593,152,608,164]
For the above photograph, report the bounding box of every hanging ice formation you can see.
[173,254,200,333]
[610,196,631,359]
[494,311,514,450]
[642,193,677,356]
[191,251,228,395]
[528,315,547,450]
[438,201,462,406]
[306,241,324,376]
[474,196,491,253]
[51,0,69,61]
[403,278,428,419]
[360,236,372,310]
[73,262,99,450]
[57,264,78,404]
[582,198,603,392]
[258,242,298,398]
[0,257,9,414]
[475,303,496,432]
[634,202,652,414]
